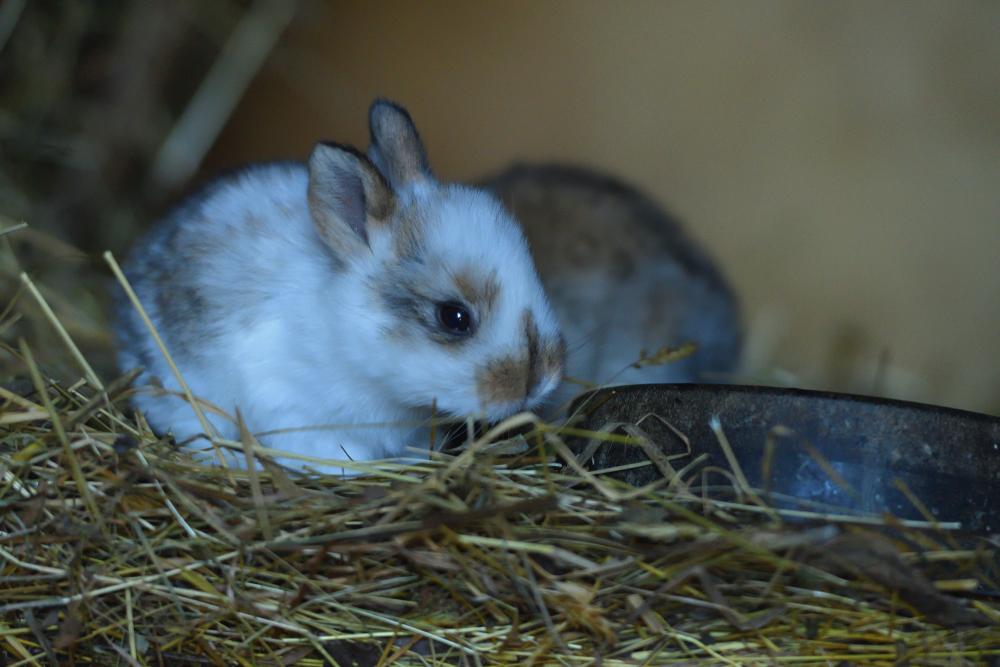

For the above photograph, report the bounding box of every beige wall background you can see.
[209,1,1000,414]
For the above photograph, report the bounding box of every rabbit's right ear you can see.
[367,99,431,188]
[308,142,394,257]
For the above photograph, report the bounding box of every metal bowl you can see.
[568,384,1000,534]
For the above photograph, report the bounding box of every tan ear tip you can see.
[308,141,336,166]
[308,141,368,171]
[307,142,329,165]
[369,97,408,116]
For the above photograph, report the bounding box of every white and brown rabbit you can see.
[485,164,741,409]
[114,100,565,470]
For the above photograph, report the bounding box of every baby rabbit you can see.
[484,164,741,409]
[114,100,565,470]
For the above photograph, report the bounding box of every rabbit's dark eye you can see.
[436,302,474,335]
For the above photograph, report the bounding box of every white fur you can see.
[117,160,562,474]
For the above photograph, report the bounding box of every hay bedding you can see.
[2,372,999,665]
[0,257,997,666]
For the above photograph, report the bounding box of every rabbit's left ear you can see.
[367,99,432,188]
[308,142,394,257]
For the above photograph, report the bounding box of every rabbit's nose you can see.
[474,313,565,411]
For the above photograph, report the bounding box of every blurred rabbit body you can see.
[487,165,741,406]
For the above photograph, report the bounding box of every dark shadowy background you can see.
[2,1,998,414]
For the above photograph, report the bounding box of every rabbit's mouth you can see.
[437,411,544,452]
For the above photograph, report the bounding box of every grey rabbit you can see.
[484,164,741,409]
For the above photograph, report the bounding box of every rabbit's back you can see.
[486,164,741,393]
[114,162,330,442]
[118,166,312,345]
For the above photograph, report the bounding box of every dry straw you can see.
[1,252,998,665]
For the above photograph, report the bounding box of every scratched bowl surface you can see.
[568,384,1000,534]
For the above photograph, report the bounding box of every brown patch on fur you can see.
[476,354,529,405]
[392,206,426,260]
[454,269,500,314]
[476,310,565,406]
[365,176,395,222]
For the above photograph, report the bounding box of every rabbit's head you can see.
[307,100,564,421]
